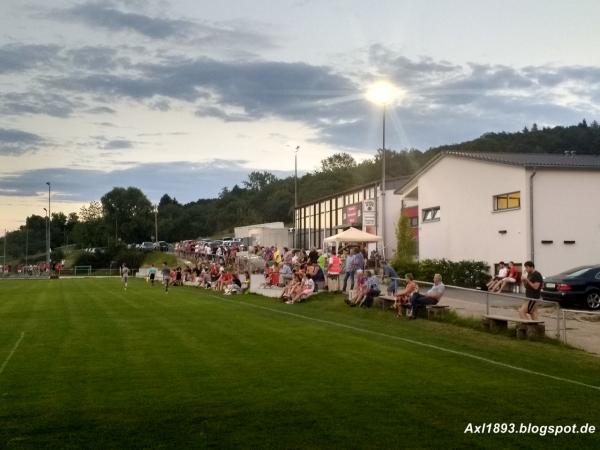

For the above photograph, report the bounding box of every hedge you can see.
[392,258,491,289]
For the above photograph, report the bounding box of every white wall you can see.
[235,222,285,238]
[378,188,403,260]
[532,170,600,276]
[248,228,291,249]
[417,156,530,269]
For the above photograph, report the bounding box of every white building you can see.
[234,222,291,248]
[395,152,600,276]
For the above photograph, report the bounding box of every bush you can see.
[73,245,145,269]
[391,258,490,289]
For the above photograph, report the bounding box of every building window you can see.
[422,207,441,223]
[409,217,419,227]
[494,191,520,211]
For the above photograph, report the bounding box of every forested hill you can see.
[3,122,600,257]
[433,120,600,155]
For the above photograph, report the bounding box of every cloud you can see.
[0,161,289,203]
[50,1,275,48]
[65,46,125,71]
[0,44,61,74]
[0,128,44,155]
[0,92,85,118]
[101,139,133,150]
[86,106,117,114]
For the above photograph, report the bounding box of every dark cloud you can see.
[53,2,192,39]
[101,139,133,150]
[0,128,44,155]
[0,92,84,118]
[86,106,117,114]
[0,44,61,74]
[0,161,289,203]
[195,106,253,122]
[66,46,126,71]
[50,1,275,48]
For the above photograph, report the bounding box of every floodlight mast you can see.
[366,81,400,260]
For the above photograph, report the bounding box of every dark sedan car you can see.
[541,265,600,310]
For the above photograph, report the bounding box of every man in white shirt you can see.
[409,274,445,319]
[487,261,508,291]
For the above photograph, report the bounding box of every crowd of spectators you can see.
[1,262,59,277]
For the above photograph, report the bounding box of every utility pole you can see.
[46,182,51,267]
[43,207,48,270]
[2,229,6,271]
[381,105,386,260]
[154,205,158,243]
[25,226,29,266]
[294,145,300,248]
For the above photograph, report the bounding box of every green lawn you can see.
[0,279,599,449]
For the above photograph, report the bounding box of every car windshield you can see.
[562,267,593,279]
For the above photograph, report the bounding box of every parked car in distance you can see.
[140,242,155,252]
[541,265,600,310]
[157,241,169,251]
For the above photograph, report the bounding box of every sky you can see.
[2,0,600,234]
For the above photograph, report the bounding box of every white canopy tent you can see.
[324,227,382,253]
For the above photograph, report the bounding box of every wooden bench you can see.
[482,315,545,339]
[426,304,450,320]
[375,295,397,310]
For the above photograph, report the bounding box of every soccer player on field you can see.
[161,262,171,293]
[121,264,129,290]
[148,264,157,286]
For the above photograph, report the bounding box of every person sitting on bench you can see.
[359,270,380,308]
[347,270,367,306]
[409,274,445,319]
[394,273,418,313]
[487,261,507,291]
[491,261,518,292]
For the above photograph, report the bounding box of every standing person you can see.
[148,264,157,286]
[342,249,356,293]
[308,247,319,265]
[519,261,543,320]
[353,247,365,272]
[161,262,171,293]
[382,261,399,295]
[121,264,129,291]
[317,250,327,273]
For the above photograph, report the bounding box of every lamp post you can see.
[43,207,48,269]
[25,225,29,266]
[46,182,51,267]
[2,229,6,271]
[154,205,159,243]
[366,81,401,260]
[294,145,300,248]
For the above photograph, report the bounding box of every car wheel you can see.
[586,290,600,310]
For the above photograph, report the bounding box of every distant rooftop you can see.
[447,151,600,169]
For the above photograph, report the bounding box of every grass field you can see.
[1,279,599,449]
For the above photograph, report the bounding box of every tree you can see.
[79,201,103,221]
[320,152,357,172]
[101,187,153,243]
[243,171,278,191]
[394,215,416,263]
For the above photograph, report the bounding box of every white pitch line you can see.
[0,332,25,376]
[206,294,600,392]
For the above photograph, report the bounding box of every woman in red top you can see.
[327,249,341,275]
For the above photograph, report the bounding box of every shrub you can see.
[391,258,490,289]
